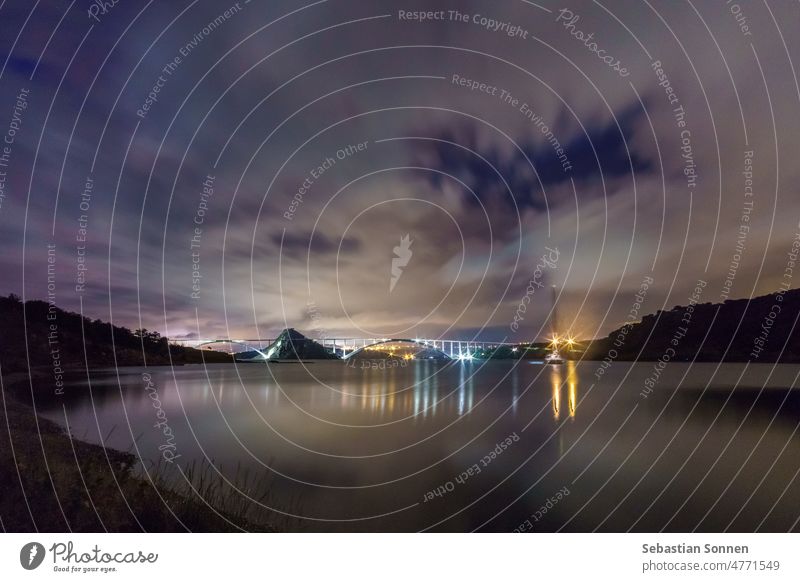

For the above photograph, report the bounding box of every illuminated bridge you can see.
[169,337,519,361]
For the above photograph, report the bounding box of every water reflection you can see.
[40,361,800,531]
[335,360,578,421]
[457,361,475,415]
[568,361,577,418]
[551,365,562,419]
[551,361,578,420]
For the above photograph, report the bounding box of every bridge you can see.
[169,337,521,361]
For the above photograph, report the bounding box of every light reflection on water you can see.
[40,361,800,532]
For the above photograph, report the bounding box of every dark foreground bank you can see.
[0,373,273,533]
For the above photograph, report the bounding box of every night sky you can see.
[1,0,798,343]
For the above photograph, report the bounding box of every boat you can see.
[544,349,565,365]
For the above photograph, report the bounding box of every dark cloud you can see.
[0,0,798,340]
[411,100,651,213]
[272,230,362,259]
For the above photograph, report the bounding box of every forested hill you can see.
[0,294,231,375]
[586,288,800,363]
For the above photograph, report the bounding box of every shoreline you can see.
[0,370,273,532]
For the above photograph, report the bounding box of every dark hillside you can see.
[586,288,800,362]
[0,294,232,375]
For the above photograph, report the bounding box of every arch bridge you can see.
[171,337,515,360]
[192,339,271,360]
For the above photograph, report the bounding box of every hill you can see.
[0,294,232,375]
[586,288,800,363]
[258,328,340,361]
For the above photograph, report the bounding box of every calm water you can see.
[41,360,800,532]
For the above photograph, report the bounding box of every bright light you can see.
[512,347,518,352]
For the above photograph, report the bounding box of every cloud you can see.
[1,0,799,340]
